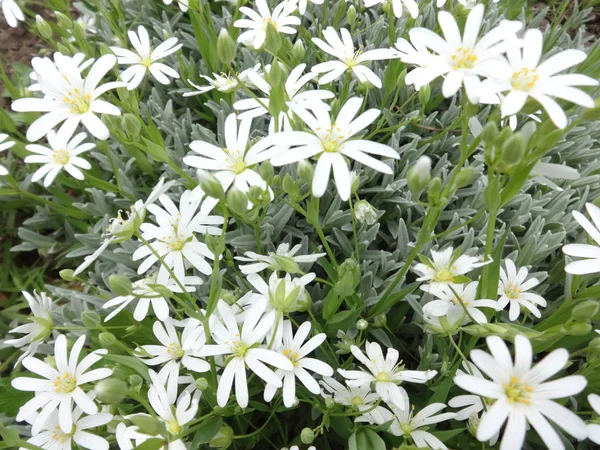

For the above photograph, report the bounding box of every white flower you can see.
[103,273,202,322]
[234,0,300,49]
[139,318,210,403]
[12,334,112,434]
[163,0,188,12]
[423,304,467,335]
[424,281,499,324]
[233,63,334,121]
[251,97,399,201]
[133,187,224,282]
[454,335,588,450]
[115,422,153,450]
[200,299,294,408]
[28,53,94,93]
[12,54,125,141]
[111,26,182,90]
[183,65,261,97]
[24,129,93,187]
[588,394,600,444]
[264,321,334,407]
[338,341,437,409]
[482,29,598,129]
[235,242,325,274]
[320,377,380,409]
[22,401,112,450]
[563,203,600,275]
[449,362,487,420]
[5,291,54,364]
[498,259,547,321]
[364,0,418,19]
[0,133,15,175]
[353,199,379,225]
[413,247,490,294]
[297,0,323,14]
[437,0,498,7]
[357,397,455,450]
[1,0,23,27]
[184,114,274,198]
[400,5,522,103]
[311,27,397,88]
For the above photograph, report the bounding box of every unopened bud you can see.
[60,269,76,281]
[292,39,306,62]
[265,23,282,53]
[347,5,358,27]
[297,159,314,183]
[227,186,249,215]
[95,378,128,404]
[217,29,236,65]
[209,424,234,449]
[407,156,432,197]
[99,332,117,347]
[356,319,368,331]
[195,377,209,391]
[54,11,73,29]
[325,397,335,409]
[36,15,53,39]
[81,310,101,328]
[501,133,526,167]
[418,84,431,107]
[247,185,271,207]
[373,313,387,327]
[300,428,315,444]
[260,160,274,183]
[567,321,592,336]
[122,114,142,139]
[481,121,499,143]
[129,415,166,437]
[454,167,478,189]
[108,275,132,296]
[572,301,599,321]
[198,170,225,200]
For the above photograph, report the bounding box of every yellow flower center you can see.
[504,284,521,300]
[54,372,77,394]
[167,419,182,435]
[351,396,365,406]
[434,268,454,282]
[63,88,91,114]
[141,57,153,68]
[283,348,300,367]
[511,68,539,91]
[52,149,70,165]
[504,376,533,404]
[451,47,478,70]
[375,371,392,382]
[51,425,71,443]
[167,342,185,359]
[233,341,250,358]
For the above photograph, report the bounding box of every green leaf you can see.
[0,378,34,417]
[133,438,164,450]
[190,416,222,450]
[349,429,386,450]
[368,282,419,318]
[322,288,343,320]
[102,354,150,381]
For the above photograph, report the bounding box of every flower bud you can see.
[227,186,249,215]
[300,428,315,445]
[198,170,225,200]
[122,114,142,139]
[72,22,86,43]
[265,23,282,53]
[481,121,499,143]
[128,374,143,390]
[373,313,387,328]
[221,288,241,305]
[335,258,360,296]
[282,173,297,195]
[325,397,335,409]
[454,167,478,189]
[292,39,306,62]
[271,255,302,274]
[247,185,271,207]
[566,321,592,336]
[297,159,314,183]
[195,377,209,391]
[108,275,132,296]
[60,269,76,281]
[95,378,129,404]
[418,84,431,107]
[142,138,169,163]
[572,301,599,321]
[407,156,432,197]
[260,160,275,183]
[347,5,358,27]
[81,310,101,328]
[36,15,53,39]
[217,28,237,65]
[99,332,117,347]
[209,424,234,449]
[353,199,378,226]
[500,133,526,168]
[356,319,369,331]
[54,11,73,29]
[130,415,166,437]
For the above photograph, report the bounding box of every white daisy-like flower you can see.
[320,377,382,411]
[11,54,125,141]
[311,27,397,88]
[1,0,23,27]
[163,0,188,12]
[251,97,399,201]
[482,29,599,129]
[264,321,334,407]
[0,133,15,175]
[423,281,499,324]
[588,394,600,445]
[234,0,301,49]
[103,273,202,322]
[133,187,224,282]
[413,247,490,294]
[497,259,547,321]
[449,361,488,420]
[200,299,294,408]
[183,65,261,97]
[139,318,210,403]
[24,129,94,187]
[28,53,94,93]
[338,341,437,409]
[400,4,522,103]
[233,63,334,121]
[115,422,153,450]
[183,114,274,199]
[364,0,418,18]
[235,242,325,275]
[357,396,455,450]
[111,25,182,90]
[12,334,112,434]
[297,0,323,14]
[563,203,600,275]
[423,304,468,335]
[454,335,588,450]
[22,400,112,450]
[5,291,54,364]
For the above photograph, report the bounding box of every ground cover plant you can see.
[1,0,600,449]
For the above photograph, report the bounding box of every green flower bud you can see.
[356,319,369,331]
[572,301,599,320]
[454,167,478,189]
[99,332,117,347]
[300,428,315,445]
[227,186,249,215]
[292,39,306,62]
[353,199,378,225]
[195,377,209,391]
[347,5,358,27]
[54,11,73,29]
[335,258,360,296]
[94,378,129,404]
[108,275,132,296]
[397,68,407,89]
[129,415,166,437]
[221,288,241,305]
[270,277,309,313]
[500,133,526,168]
[72,22,86,43]
[217,28,237,65]
[56,42,72,55]
[142,138,169,163]
[271,255,302,274]
[297,159,314,183]
[567,321,592,336]
[36,15,53,39]
[373,313,387,328]
[282,173,297,195]
[260,160,275,183]
[495,126,513,148]
[198,170,225,200]
[122,114,142,139]
[265,23,282,53]
[418,84,431,107]
[481,121,499,143]
[325,397,335,409]
[209,424,234,449]
[407,156,432,198]
[247,185,271,207]
[128,374,143,390]
[81,310,101,328]
[60,269,76,281]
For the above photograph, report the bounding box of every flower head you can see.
[234,0,300,49]
[424,281,499,324]
[1,0,24,28]
[235,242,325,275]
[563,203,600,275]
[183,65,261,97]
[364,0,419,19]
[497,259,547,321]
